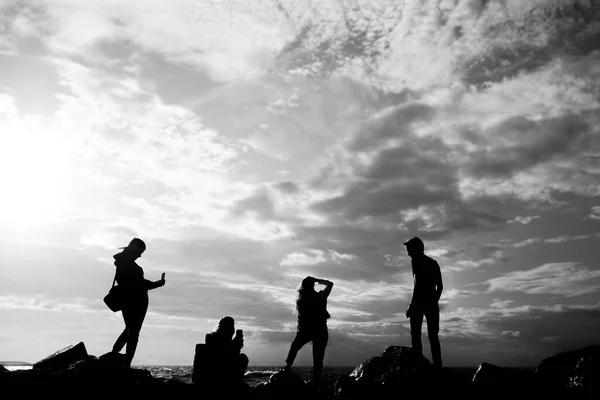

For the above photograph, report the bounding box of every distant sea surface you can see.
[142,365,357,387]
[138,365,479,387]
[3,365,354,386]
[4,366,34,371]
[4,365,479,387]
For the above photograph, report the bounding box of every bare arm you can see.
[406,276,416,318]
[317,278,334,297]
[145,278,165,290]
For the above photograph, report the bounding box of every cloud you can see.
[490,300,514,309]
[311,131,459,223]
[0,295,99,314]
[464,114,590,179]
[5,0,295,82]
[273,181,299,194]
[486,262,600,297]
[446,246,508,272]
[507,234,594,248]
[275,0,600,91]
[509,215,540,225]
[279,250,327,267]
[231,189,277,220]
[348,103,436,152]
[513,238,542,248]
[589,206,600,220]
[444,289,479,300]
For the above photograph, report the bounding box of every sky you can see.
[0,0,599,368]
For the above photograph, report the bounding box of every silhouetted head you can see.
[120,237,146,260]
[295,277,316,315]
[404,237,424,258]
[300,277,316,293]
[216,316,235,338]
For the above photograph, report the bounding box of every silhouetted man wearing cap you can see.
[404,237,443,369]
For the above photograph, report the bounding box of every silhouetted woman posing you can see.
[284,276,333,382]
[110,238,165,368]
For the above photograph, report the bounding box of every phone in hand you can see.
[161,272,165,280]
[235,329,243,338]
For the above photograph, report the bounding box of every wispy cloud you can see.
[509,216,540,225]
[511,234,594,248]
[589,206,600,220]
[486,263,600,297]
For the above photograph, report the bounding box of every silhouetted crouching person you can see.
[111,238,165,368]
[205,316,249,384]
[284,276,333,382]
[404,237,443,369]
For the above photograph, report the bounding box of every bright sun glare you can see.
[0,128,74,229]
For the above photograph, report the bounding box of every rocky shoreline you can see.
[1,342,598,399]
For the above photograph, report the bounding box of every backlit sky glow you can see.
[1,0,599,367]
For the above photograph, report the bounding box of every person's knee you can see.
[428,332,439,343]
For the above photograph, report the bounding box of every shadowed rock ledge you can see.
[1,343,598,399]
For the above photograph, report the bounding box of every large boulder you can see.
[2,345,195,399]
[535,345,600,390]
[472,362,534,394]
[0,364,8,373]
[335,346,448,398]
[567,354,600,396]
[252,370,315,399]
[33,342,88,371]
[334,374,357,397]
[349,346,430,385]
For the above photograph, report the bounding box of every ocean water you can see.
[141,365,356,387]
[4,365,479,388]
[5,366,34,371]
[3,364,354,386]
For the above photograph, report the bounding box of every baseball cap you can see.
[403,237,424,252]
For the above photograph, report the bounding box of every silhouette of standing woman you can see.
[110,238,165,368]
[284,276,333,382]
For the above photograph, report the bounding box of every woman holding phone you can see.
[110,238,166,368]
[205,316,249,383]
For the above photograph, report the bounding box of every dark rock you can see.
[33,342,88,371]
[334,346,450,398]
[568,354,600,396]
[0,364,8,372]
[2,344,196,400]
[472,362,504,386]
[472,362,533,394]
[350,346,429,386]
[334,374,357,398]
[252,370,314,399]
[350,346,428,382]
[535,345,600,390]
